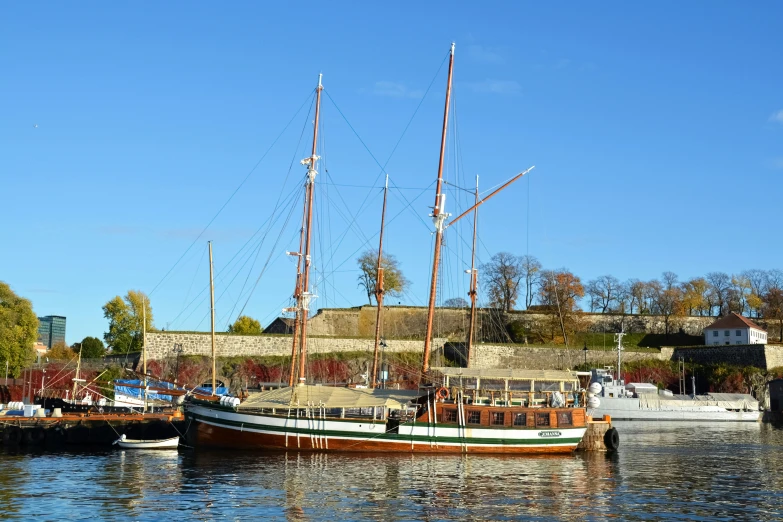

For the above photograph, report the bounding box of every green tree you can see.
[229,315,262,335]
[357,250,409,305]
[0,281,38,377]
[76,336,106,358]
[103,290,153,353]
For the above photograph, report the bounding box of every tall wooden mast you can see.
[371,175,389,388]
[143,302,148,410]
[422,42,455,376]
[287,194,308,386]
[465,176,479,367]
[209,240,216,395]
[289,74,323,386]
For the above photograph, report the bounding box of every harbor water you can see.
[1,421,782,520]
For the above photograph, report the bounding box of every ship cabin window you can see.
[736,329,742,336]
[467,411,481,424]
[536,412,551,427]
[444,409,457,423]
[558,412,573,426]
[712,331,718,337]
[491,412,505,426]
[513,413,527,427]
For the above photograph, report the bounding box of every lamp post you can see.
[583,342,588,366]
[173,343,183,384]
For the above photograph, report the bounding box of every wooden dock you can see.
[0,411,187,447]
[576,415,618,452]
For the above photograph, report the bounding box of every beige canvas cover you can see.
[431,367,579,383]
[237,385,418,410]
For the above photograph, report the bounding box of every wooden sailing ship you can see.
[185,44,589,453]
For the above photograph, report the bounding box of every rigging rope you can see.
[148,89,315,297]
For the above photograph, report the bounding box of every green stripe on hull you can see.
[189,412,583,447]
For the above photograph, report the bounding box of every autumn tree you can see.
[103,290,153,353]
[356,250,409,305]
[585,275,621,313]
[482,252,524,312]
[229,315,262,334]
[0,281,38,377]
[537,269,585,345]
[48,341,75,360]
[681,277,710,316]
[764,288,783,342]
[520,255,542,309]
[729,274,752,315]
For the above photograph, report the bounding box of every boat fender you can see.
[604,427,620,451]
[436,387,449,401]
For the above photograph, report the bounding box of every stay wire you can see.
[148,88,315,297]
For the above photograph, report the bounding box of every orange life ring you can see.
[436,387,450,400]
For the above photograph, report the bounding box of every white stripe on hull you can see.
[187,404,586,449]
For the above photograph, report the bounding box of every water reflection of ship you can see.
[273,452,617,520]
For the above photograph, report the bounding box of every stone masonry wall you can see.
[146,333,783,371]
[301,306,717,339]
[146,332,664,371]
[671,344,783,370]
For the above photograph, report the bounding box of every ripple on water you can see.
[0,422,782,520]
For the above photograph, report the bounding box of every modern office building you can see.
[37,315,66,349]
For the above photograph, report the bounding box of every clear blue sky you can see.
[1,2,781,344]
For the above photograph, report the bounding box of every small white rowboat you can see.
[113,434,180,449]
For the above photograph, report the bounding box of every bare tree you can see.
[520,255,542,309]
[482,252,524,312]
[706,272,731,316]
[627,279,646,314]
[662,271,679,291]
[585,275,621,313]
[443,297,469,308]
[356,250,409,305]
[743,269,768,317]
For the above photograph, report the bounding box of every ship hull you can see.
[186,404,586,454]
[591,398,760,422]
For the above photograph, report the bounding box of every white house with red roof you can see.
[703,312,768,345]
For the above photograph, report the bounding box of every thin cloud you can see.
[468,45,504,64]
[158,227,256,242]
[372,81,423,99]
[464,79,521,95]
[770,110,783,124]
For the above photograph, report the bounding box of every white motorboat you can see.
[113,434,180,449]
